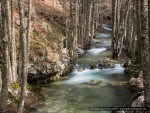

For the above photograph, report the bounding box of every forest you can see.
[0,0,149,113]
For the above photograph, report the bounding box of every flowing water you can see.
[31,26,132,113]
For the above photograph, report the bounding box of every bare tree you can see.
[10,0,17,83]
[140,0,150,111]
[18,0,28,112]
[84,0,92,48]
[27,0,32,64]
[0,0,10,111]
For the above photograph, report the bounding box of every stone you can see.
[51,74,60,81]
[98,57,115,69]
[28,67,37,75]
[124,60,132,68]
[89,79,102,85]
[131,96,144,107]
[76,47,85,57]
[89,64,97,69]
[128,77,144,92]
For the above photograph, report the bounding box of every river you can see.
[31,25,132,113]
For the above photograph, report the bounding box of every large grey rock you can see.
[98,57,115,69]
[131,96,144,107]
[128,77,144,92]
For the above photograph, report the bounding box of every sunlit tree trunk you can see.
[10,0,17,83]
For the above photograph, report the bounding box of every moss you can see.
[10,83,20,90]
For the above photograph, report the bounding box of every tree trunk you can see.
[135,0,142,64]
[0,1,2,96]
[148,0,150,52]
[112,0,118,58]
[84,0,92,49]
[0,0,10,111]
[18,0,28,112]
[0,68,1,94]
[10,0,17,83]
[140,0,150,111]
[90,0,96,46]
[26,0,32,74]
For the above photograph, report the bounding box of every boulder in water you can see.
[88,64,97,69]
[98,57,111,64]
[89,79,102,85]
[98,57,115,69]
[81,79,102,86]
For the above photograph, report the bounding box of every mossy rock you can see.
[89,79,102,85]
[89,65,97,69]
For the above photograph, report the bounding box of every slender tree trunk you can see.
[0,0,10,111]
[112,0,118,58]
[0,8,1,93]
[135,0,142,64]
[84,0,92,48]
[69,0,78,58]
[11,0,17,83]
[90,0,96,45]
[18,0,28,112]
[140,0,150,111]
[7,0,13,83]
[148,0,150,52]
[80,0,85,47]
[0,68,1,95]
[26,0,32,72]
[95,0,99,30]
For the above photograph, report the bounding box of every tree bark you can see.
[140,0,150,111]
[90,0,96,46]
[135,0,142,64]
[84,0,92,49]
[26,0,32,73]
[0,0,10,111]
[10,0,17,83]
[18,0,28,112]
[0,68,1,95]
